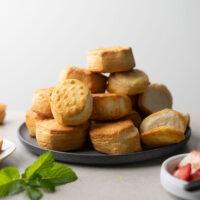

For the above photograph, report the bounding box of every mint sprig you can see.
[22,151,54,179]
[0,152,77,200]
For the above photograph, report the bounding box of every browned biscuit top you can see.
[37,119,88,132]
[30,87,54,117]
[33,87,54,98]
[58,66,107,93]
[61,66,94,77]
[51,79,90,116]
[90,119,134,137]
[140,126,185,147]
[26,110,44,120]
[87,46,132,55]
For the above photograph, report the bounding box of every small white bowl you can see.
[160,153,200,200]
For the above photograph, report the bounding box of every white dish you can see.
[160,153,200,200]
[0,138,16,162]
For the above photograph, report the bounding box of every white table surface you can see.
[0,111,200,200]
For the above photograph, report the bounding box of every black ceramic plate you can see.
[18,123,191,165]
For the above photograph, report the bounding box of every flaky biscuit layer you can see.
[123,109,142,127]
[87,46,135,73]
[107,69,149,95]
[36,119,88,151]
[91,93,132,121]
[140,126,185,147]
[90,119,142,154]
[31,87,54,118]
[25,110,45,137]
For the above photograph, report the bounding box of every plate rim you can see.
[0,138,16,162]
[18,122,191,159]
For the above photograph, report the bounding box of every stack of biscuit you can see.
[26,46,190,155]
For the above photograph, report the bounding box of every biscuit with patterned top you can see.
[51,79,93,126]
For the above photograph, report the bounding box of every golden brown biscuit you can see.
[183,113,190,126]
[87,46,135,73]
[123,109,142,127]
[138,83,173,115]
[140,126,185,147]
[91,93,132,121]
[51,79,93,126]
[25,110,45,137]
[90,119,142,154]
[36,119,88,151]
[58,66,107,93]
[107,69,149,95]
[31,87,54,118]
[0,104,6,124]
[0,136,3,151]
[140,109,187,133]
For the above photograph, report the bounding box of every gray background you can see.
[0,0,199,112]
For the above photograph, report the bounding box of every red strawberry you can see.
[173,163,191,181]
[179,151,200,174]
[189,169,200,182]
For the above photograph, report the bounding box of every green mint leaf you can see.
[0,167,20,180]
[27,186,42,200]
[0,167,24,197]
[38,163,77,185]
[39,179,55,192]
[22,152,54,179]
[0,152,78,199]
[29,179,55,192]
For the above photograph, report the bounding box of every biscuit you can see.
[87,46,135,73]
[31,87,54,118]
[140,126,185,147]
[36,119,88,151]
[0,136,3,151]
[91,93,132,121]
[107,69,149,95]
[183,113,190,126]
[51,79,93,126]
[129,95,139,109]
[58,66,107,93]
[140,109,187,134]
[89,119,142,154]
[0,104,6,124]
[123,109,142,127]
[25,110,45,137]
[138,83,173,115]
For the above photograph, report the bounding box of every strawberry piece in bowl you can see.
[172,151,200,182]
[160,152,200,200]
[173,163,191,181]
[179,151,200,174]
